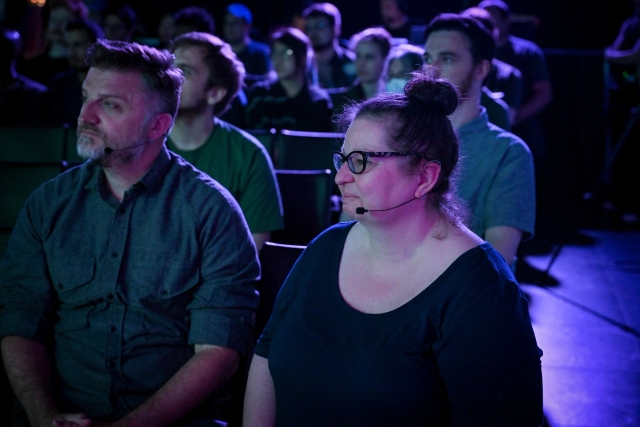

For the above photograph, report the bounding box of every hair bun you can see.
[403,68,459,116]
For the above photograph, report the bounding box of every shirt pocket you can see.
[49,258,97,333]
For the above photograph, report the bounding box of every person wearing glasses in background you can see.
[243,67,543,427]
[301,2,356,90]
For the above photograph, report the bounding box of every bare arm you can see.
[514,81,553,125]
[243,355,275,427]
[1,335,91,427]
[484,226,523,267]
[252,232,271,253]
[114,344,239,427]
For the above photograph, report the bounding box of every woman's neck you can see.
[357,204,448,261]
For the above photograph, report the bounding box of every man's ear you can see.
[148,113,173,141]
[475,58,492,82]
[415,160,442,198]
[207,86,228,106]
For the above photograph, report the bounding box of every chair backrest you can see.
[63,126,86,168]
[256,241,306,340]
[272,130,344,173]
[245,128,278,161]
[0,126,66,163]
[0,127,68,228]
[270,169,334,246]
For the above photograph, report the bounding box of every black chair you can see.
[245,128,278,161]
[272,129,344,173]
[271,169,334,246]
[0,127,68,233]
[255,241,306,340]
[63,126,85,168]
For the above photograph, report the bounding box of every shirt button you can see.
[110,326,117,332]
[107,294,114,300]
[111,252,118,258]
[162,290,168,296]
[57,283,64,290]
[118,207,125,214]
[109,361,116,369]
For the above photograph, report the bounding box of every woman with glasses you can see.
[244,27,333,132]
[243,67,543,426]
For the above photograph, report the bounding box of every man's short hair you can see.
[270,27,311,71]
[85,39,183,120]
[66,19,105,44]
[349,27,393,59]
[171,32,245,117]
[477,0,511,19]
[103,5,137,31]
[226,3,253,26]
[174,6,215,35]
[424,13,496,64]
[460,7,495,33]
[301,2,342,30]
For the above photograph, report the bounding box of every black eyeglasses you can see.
[333,150,427,174]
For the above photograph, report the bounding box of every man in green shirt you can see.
[168,32,284,252]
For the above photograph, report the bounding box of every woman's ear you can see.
[415,160,442,198]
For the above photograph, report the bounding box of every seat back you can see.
[0,126,66,163]
[256,241,306,340]
[271,169,334,246]
[63,127,86,168]
[272,130,344,173]
[245,128,278,160]
[0,127,68,228]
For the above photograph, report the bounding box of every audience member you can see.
[0,26,50,126]
[222,3,272,86]
[302,2,356,89]
[168,32,284,252]
[173,6,215,38]
[244,27,333,131]
[243,67,543,427]
[603,0,640,225]
[17,0,88,86]
[424,13,535,266]
[49,19,103,126]
[384,43,424,93]
[156,12,175,50]
[334,27,392,112]
[462,6,524,125]
[102,4,137,42]
[379,0,424,41]
[479,0,553,169]
[0,39,259,426]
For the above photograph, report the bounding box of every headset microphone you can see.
[355,197,419,215]
[103,133,168,155]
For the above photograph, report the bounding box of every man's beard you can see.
[457,71,475,99]
[177,97,209,119]
[312,40,333,52]
[77,122,149,167]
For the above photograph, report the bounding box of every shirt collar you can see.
[457,106,489,137]
[83,145,173,193]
